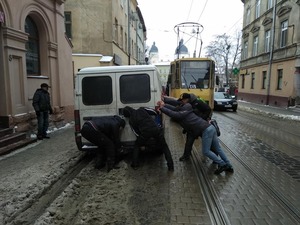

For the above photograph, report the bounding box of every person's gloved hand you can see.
[36,111,40,117]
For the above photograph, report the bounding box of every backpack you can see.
[210,119,221,136]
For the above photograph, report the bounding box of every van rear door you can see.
[115,69,157,143]
[115,70,156,112]
[77,72,118,121]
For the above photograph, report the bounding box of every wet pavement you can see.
[2,101,299,224]
[168,101,300,224]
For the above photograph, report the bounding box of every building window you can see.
[114,18,118,44]
[241,74,245,89]
[267,0,273,10]
[262,71,267,89]
[252,36,258,56]
[64,12,72,39]
[264,30,270,52]
[251,72,255,89]
[246,7,251,25]
[277,69,283,90]
[255,0,261,19]
[243,41,248,59]
[25,16,40,76]
[280,20,288,48]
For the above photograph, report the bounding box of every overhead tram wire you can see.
[196,0,209,22]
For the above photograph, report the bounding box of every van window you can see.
[120,74,151,103]
[82,76,113,105]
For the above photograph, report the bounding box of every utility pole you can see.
[266,2,276,105]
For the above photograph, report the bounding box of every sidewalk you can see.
[237,100,300,122]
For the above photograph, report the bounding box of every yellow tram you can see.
[167,57,216,109]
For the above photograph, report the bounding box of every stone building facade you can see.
[239,0,300,107]
[64,0,147,73]
[0,0,74,132]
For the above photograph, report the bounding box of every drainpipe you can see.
[266,1,276,105]
[127,0,131,65]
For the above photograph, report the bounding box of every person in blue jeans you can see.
[157,101,233,174]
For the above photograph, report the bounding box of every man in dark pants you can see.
[122,106,174,171]
[80,115,126,172]
[32,83,53,140]
[178,93,212,161]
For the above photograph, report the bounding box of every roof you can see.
[77,65,158,75]
[99,56,113,62]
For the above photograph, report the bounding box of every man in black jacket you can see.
[80,115,126,172]
[32,83,53,140]
[123,106,174,171]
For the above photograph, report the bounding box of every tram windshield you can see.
[180,61,210,89]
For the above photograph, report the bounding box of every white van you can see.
[74,65,163,151]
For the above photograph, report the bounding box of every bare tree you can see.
[204,31,242,86]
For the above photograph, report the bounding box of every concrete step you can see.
[0,128,13,138]
[0,132,28,148]
[0,138,37,156]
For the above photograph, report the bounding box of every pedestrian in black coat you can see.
[123,106,174,171]
[81,115,126,172]
[32,83,53,140]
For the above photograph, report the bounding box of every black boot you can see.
[167,162,174,171]
[95,154,105,169]
[131,161,139,170]
[179,155,190,161]
[106,157,115,172]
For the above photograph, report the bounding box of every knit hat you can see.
[41,83,50,88]
[123,106,132,118]
[178,93,191,101]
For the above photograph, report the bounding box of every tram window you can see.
[180,61,211,89]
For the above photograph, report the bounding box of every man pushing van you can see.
[80,115,126,172]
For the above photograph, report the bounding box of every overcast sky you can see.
[137,0,244,61]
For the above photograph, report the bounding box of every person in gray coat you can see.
[157,101,233,175]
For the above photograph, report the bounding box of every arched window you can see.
[25,16,40,75]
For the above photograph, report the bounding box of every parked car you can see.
[214,92,238,112]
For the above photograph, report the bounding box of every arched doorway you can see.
[0,6,8,128]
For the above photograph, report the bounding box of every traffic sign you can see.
[233,68,239,75]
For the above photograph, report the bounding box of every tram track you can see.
[191,149,232,225]
[188,111,300,224]
[219,139,300,223]
[190,136,300,225]
[6,153,93,225]
[216,110,300,153]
